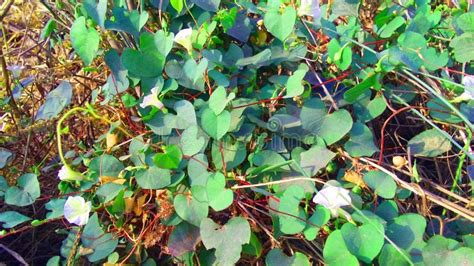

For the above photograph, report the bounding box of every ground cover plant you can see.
[1,0,474,265]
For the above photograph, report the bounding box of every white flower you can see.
[7,65,23,79]
[313,185,351,216]
[64,196,91,226]
[461,76,474,100]
[174,28,193,54]
[58,165,84,181]
[140,87,164,109]
[298,0,321,19]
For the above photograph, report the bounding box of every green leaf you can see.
[81,213,118,262]
[211,139,246,171]
[173,186,209,226]
[83,0,107,28]
[264,6,297,42]
[153,144,183,169]
[200,217,251,265]
[375,200,399,222]
[427,98,463,123]
[299,145,336,177]
[168,222,201,257]
[0,211,31,228]
[323,230,359,266]
[45,199,66,219]
[96,183,124,203]
[5,173,40,207]
[0,176,7,198]
[105,7,149,40]
[170,0,184,13]
[209,86,235,115]
[455,12,474,33]
[378,244,411,266]
[354,94,387,122]
[242,232,263,258]
[122,33,165,78]
[265,249,310,266]
[89,154,124,177]
[331,0,359,17]
[344,74,380,103]
[180,125,206,156]
[450,33,474,63]
[386,213,427,252]
[236,49,272,67]
[70,16,100,66]
[341,222,385,263]
[278,185,307,234]
[378,16,405,38]
[286,64,309,98]
[345,122,378,157]
[303,205,330,240]
[206,172,233,211]
[407,129,452,157]
[201,108,231,140]
[35,81,72,121]
[300,98,353,145]
[363,170,397,199]
[40,19,57,40]
[129,136,146,166]
[422,235,474,265]
[335,46,352,71]
[193,0,221,12]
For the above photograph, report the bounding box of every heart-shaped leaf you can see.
[135,166,171,189]
[407,129,452,157]
[0,211,31,229]
[300,98,353,145]
[70,16,100,66]
[35,81,72,121]
[298,145,336,177]
[206,172,233,211]
[180,125,206,156]
[286,64,309,98]
[122,33,165,78]
[323,230,359,266]
[344,122,379,157]
[83,0,107,28]
[5,173,40,207]
[173,186,209,226]
[209,86,235,115]
[200,217,251,265]
[153,144,183,169]
[341,222,385,263]
[278,185,307,234]
[105,7,149,40]
[363,170,397,199]
[265,249,310,266]
[81,213,118,262]
[264,6,297,42]
[201,108,231,140]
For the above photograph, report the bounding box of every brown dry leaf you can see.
[133,194,148,216]
[106,133,118,150]
[343,170,366,188]
[124,197,135,214]
[99,176,126,185]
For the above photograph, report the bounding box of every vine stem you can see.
[56,104,133,168]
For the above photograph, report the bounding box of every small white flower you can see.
[7,65,23,79]
[140,87,164,109]
[174,28,193,54]
[64,196,91,226]
[298,0,321,19]
[461,76,474,100]
[58,165,84,181]
[313,185,351,216]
